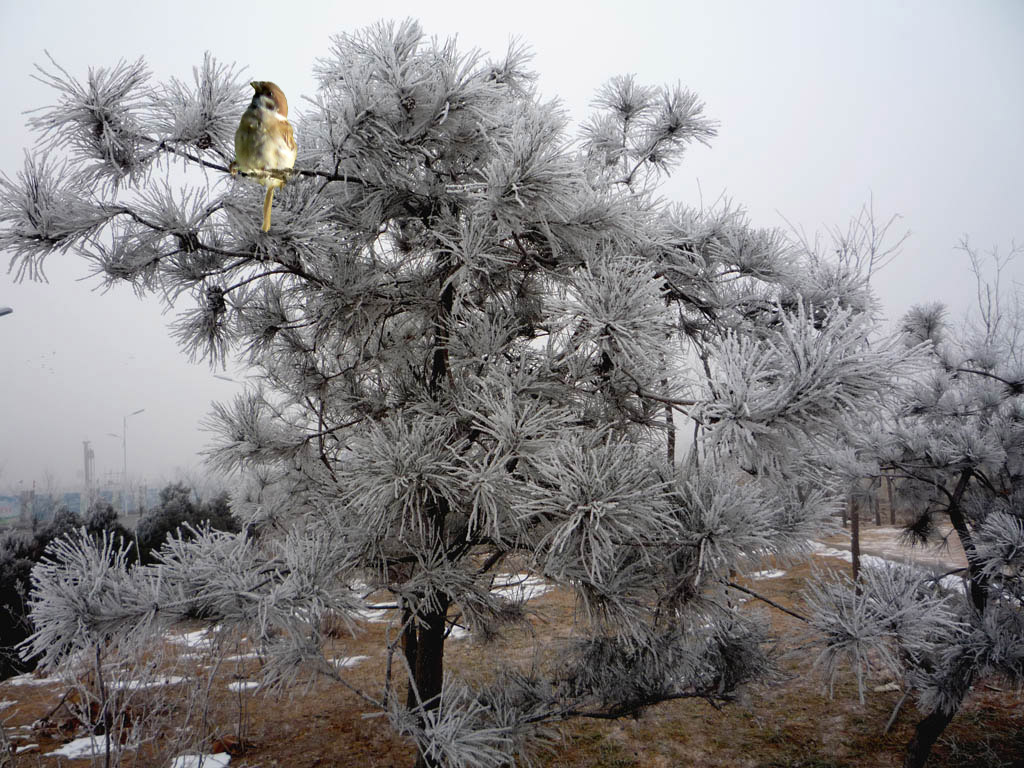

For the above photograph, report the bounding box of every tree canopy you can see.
[807,244,1024,768]
[1,20,928,768]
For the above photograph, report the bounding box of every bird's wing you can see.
[282,120,297,153]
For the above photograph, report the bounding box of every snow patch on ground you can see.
[2,673,61,686]
[223,653,260,662]
[490,573,553,602]
[331,655,369,668]
[15,743,38,753]
[167,629,217,649]
[810,540,967,593]
[809,541,853,561]
[170,754,231,768]
[108,676,187,690]
[47,735,113,759]
[227,681,260,692]
[748,569,787,580]
[939,574,967,593]
[809,542,893,570]
[861,554,895,570]
[0,699,15,709]
[353,603,393,622]
[350,574,553,627]
[447,625,470,640]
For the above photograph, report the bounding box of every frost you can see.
[4,20,932,768]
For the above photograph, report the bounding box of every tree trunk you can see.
[661,365,675,465]
[872,477,881,526]
[903,707,957,768]
[886,473,896,525]
[411,600,450,768]
[849,497,860,585]
[901,468,979,767]
[665,400,675,465]
[402,607,418,709]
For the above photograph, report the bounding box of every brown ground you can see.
[1,537,1021,768]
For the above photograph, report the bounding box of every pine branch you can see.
[726,581,810,623]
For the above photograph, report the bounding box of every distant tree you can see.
[159,481,194,508]
[29,505,81,558]
[0,531,34,679]
[84,500,131,541]
[199,491,238,533]
[4,22,910,766]
[136,483,239,563]
[0,500,133,679]
[808,243,1024,768]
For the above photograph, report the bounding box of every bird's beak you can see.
[250,81,258,90]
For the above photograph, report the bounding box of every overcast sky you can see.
[1,0,1022,492]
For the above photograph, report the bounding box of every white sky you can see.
[1,0,1022,491]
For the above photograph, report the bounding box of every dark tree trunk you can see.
[402,607,418,709]
[660,364,675,465]
[411,600,450,768]
[665,399,675,465]
[902,469,980,768]
[872,478,881,526]
[903,707,957,768]
[850,497,860,585]
[886,473,896,525]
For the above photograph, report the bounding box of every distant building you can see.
[0,495,18,526]
[63,492,83,516]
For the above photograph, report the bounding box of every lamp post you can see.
[108,408,145,516]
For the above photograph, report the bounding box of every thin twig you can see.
[726,582,810,623]
[884,691,908,734]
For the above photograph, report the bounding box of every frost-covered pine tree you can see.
[807,243,1024,768]
[2,21,910,767]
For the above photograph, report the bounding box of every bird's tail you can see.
[262,188,275,232]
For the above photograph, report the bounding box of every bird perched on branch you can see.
[230,81,297,232]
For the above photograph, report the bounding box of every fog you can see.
[1,0,1021,491]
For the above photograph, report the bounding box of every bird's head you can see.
[249,81,289,118]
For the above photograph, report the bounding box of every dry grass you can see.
[2,551,1021,768]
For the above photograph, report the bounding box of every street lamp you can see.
[108,408,145,516]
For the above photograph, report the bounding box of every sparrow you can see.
[230,81,297,232]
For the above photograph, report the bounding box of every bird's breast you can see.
[234,109,297,186]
